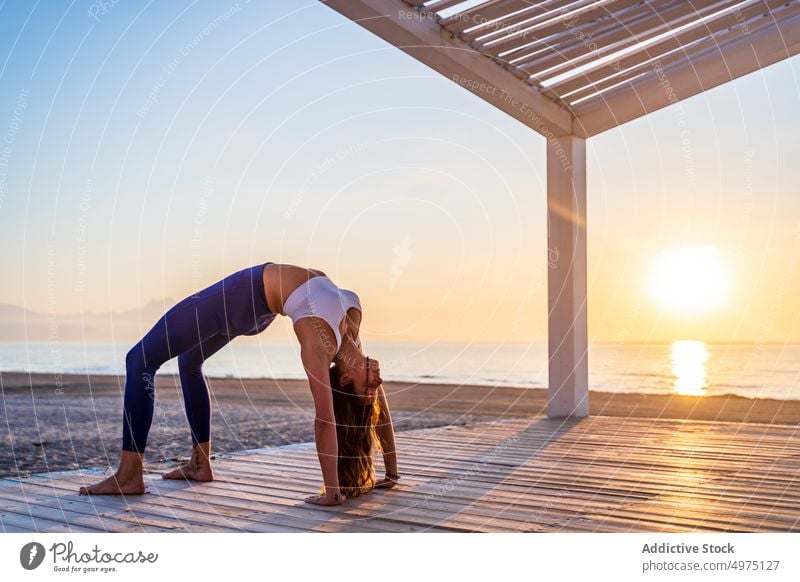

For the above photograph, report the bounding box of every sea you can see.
[1,341,799,401]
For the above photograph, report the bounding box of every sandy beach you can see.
[1,371,798,479]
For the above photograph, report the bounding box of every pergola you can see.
[321,0,800,418]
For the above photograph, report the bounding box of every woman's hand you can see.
[374,474,399,489]
[305,491,347,506]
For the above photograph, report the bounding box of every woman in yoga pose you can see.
[79,262,399,506]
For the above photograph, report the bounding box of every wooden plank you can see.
[423,0,470,13]
[551,0,795,98]
[214,442,800,526]
[408,434,800,457]
[574,5,800,135]
[195,455,637,512]
[604,501,799,532]
[427,424,800,446]
[442,0,578,35]
[170,458,664,528]
[34,470,530,533]
[0,508,103,533]
[394,453,800,485]
[394,418,800,446]
[0,492,158,533]
[1,523,36,533]
[505,0,665,70]
[473,0,649,51]
[479,0,644,56]
[395,438,800,464]
[414,445,791,473]
[564,5,793,102]
[3,476,796,529]
[402,414,800,442]
[514,0,717,79]
[225,446,716,493]
[177,461,618,526]
[240,458,798,510]
[32,476,388,533]
[223,434,799,490]
[460,0,590,42]
[266,436,796,490]
[0,482,260,533]
[18,475,401,533]
[2,414,798,532]
[320,0,574,136]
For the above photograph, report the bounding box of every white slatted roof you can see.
[322,0,800,137]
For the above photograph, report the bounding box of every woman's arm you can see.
[374,384,400,488]
[299,343,345,505]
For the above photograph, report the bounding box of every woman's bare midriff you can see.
[262,263,325,316]
[262,263,361,348]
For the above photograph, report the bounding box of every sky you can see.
[1,0,799,344]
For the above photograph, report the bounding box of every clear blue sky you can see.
[1,0,799,343]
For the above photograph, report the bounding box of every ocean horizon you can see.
[1,341,799,401]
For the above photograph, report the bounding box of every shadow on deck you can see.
[1,415,799,532]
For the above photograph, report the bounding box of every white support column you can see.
[546,135,589,418]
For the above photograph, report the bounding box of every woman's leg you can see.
[121,301,222,454]
[176,334,232,445]
[80,263,273,495]
[161,334,232,482]
[80,297,223,495]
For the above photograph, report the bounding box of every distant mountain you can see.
[0,299,176,342]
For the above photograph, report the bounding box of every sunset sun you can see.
[650,246,729,315]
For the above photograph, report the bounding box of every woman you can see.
[79,262,399,506]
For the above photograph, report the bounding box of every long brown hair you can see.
[328,365,381,498]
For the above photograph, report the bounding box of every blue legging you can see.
[122,263,275,453]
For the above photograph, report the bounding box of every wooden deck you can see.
[1,415,799,532]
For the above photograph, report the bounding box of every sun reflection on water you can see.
[671,340,709,396]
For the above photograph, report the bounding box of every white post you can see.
[546,134,589,418]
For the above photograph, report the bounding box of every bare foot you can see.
[79,471,145,495]
[161,442,214,482]
[79,450,145,495]
[305,491,346,506]
[161,463,213,482]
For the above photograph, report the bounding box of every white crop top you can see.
[282,275,362,352]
